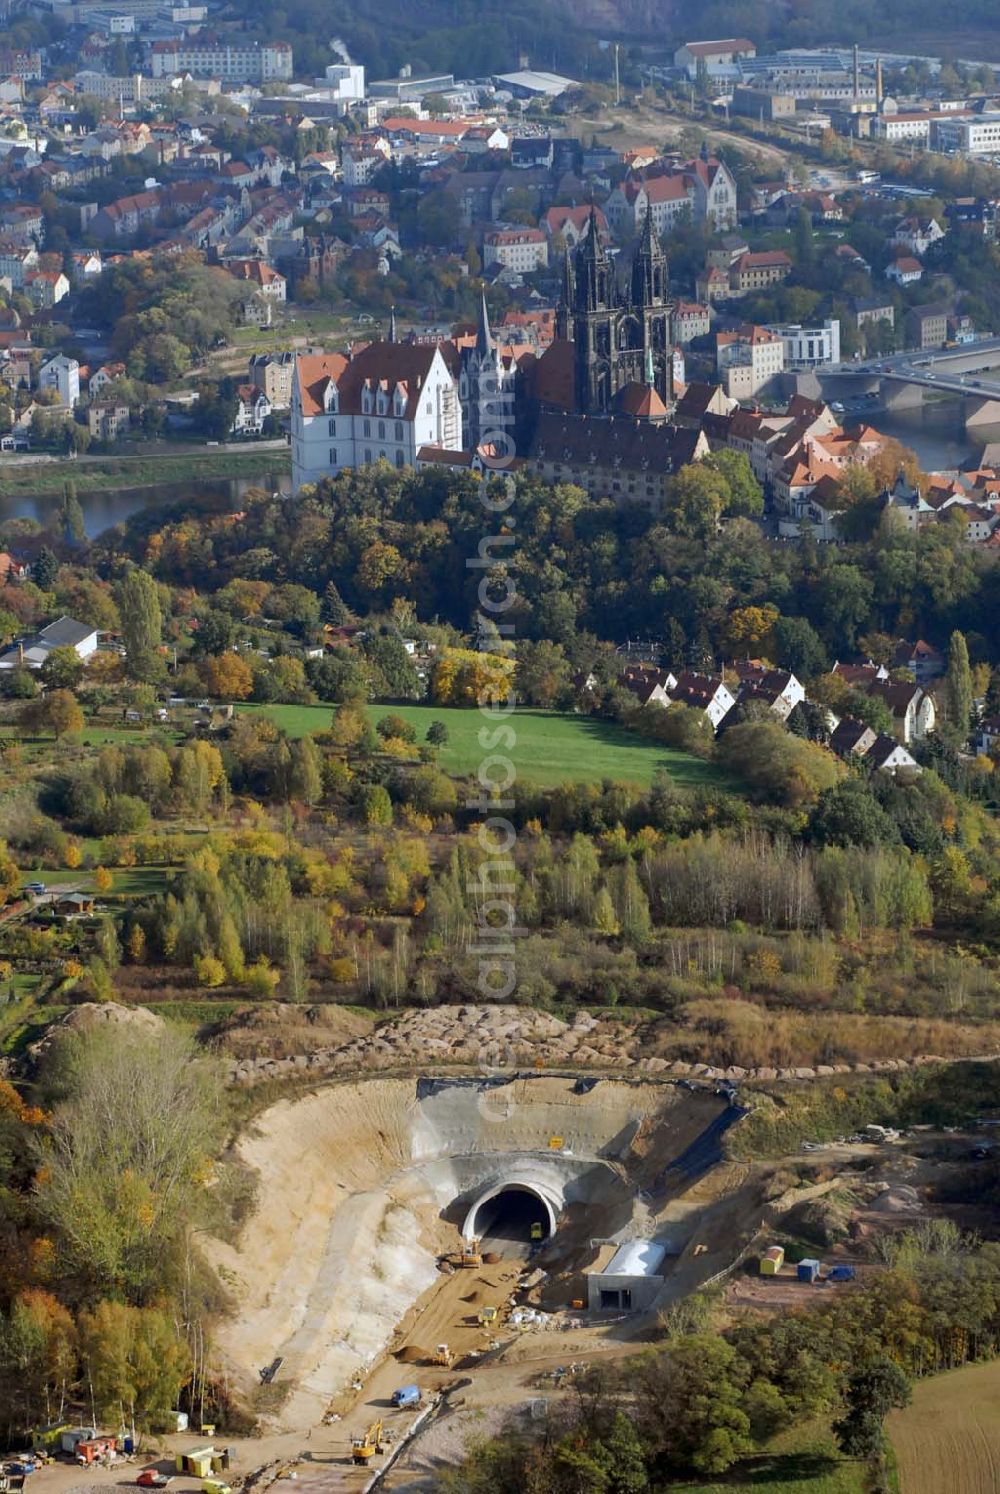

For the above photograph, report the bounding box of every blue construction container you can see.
[797,1258,821,1283]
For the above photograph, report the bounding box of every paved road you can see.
[827,337,1000,400]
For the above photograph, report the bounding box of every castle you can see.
[291,209,683,493]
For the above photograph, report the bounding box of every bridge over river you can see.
[818,336,1000,431]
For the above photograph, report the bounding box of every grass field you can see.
[888,1360,1000,1493]
[236,703,736,791]
[674,1424,869,1493]
[18,866,173,896]
[0,449,290,499]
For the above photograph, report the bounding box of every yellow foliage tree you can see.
[194,953,226,988]
[722,604,780,657]
[199,650,253,701]
[431,647,515,706]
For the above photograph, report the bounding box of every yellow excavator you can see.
[457,1236,482,1269]
[351,1421,384,1466]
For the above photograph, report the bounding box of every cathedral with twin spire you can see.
[556,207,674,417]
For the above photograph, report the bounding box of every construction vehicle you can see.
[351,1422,383,1466]
[530,1222,543,1241]
[456,1236,482,1269]
[478,1305,498,1327]
[432,1344,452,1367]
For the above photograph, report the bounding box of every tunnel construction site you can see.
[205,1072,754,1430]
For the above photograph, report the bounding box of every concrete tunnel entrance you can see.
[463,1183,557,1255]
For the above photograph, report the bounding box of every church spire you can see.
[583,202,604,260]
[630,206,666,308]
[575,203,611,312]
[475,286,493,357]
[639,200,655,254]
[387,304,397,342]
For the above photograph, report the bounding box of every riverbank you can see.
[0,446,291,500]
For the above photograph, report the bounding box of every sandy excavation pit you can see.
[204,1074,734,1428]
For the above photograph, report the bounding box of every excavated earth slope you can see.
[204,1073,724,1426]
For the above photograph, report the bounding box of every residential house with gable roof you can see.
[868,679,936,743]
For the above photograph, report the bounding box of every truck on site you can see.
[391,1385,421,1409]
[432,1344,452,1366]
[456,1237,482,1268]
[351,1423,383,1466]
[530,1222,543,1241]
[478,1305,498,1326]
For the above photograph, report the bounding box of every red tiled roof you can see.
[615,382,668,418]
[295,341,445,422]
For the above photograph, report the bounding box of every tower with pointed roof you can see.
[568,207,672,416]
[459,287,514,452]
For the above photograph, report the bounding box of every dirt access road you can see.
[27,1263,633,1494]
[573,102,792,170]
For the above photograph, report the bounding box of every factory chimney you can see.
[853,42,860,99]
[876,57,884,109]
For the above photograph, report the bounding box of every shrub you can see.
[194,953,226,988]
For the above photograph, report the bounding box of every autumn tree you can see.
[77,1300,189,1426]
[377,713,417,744]
[0,839,19,907]
[200,650,253,700]
[834,1358,911,1460]
[0,1290,76,1437]
[719,719,845,808]
[25,689,84,739]
[592,884,620,935]
[289,736,323,806]
[360,783,393,827]
[40,646,83,690]
[116,569,163,682]
[664,463,729,539]
[704,449,764,518]
[35,1025,221,1299]
[944,629,973,741]
[722,604,780,658]
[515,640,573,708]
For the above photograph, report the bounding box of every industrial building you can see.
[369,72,455,103]
[934,113,1000,155]
[587,1238,669,1313]
[731,86,796,121]
[493,70,577,98]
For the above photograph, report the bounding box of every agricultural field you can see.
[888,1359,1000,1493]
[236,702,736,790]
[674,1423,870,1493]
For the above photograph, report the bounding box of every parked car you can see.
[137,1473,172,1488]
[24,882,46,895]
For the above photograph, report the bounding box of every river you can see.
[0,473,291,539]
[1,402,991,539]
[875,397,1000,473]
